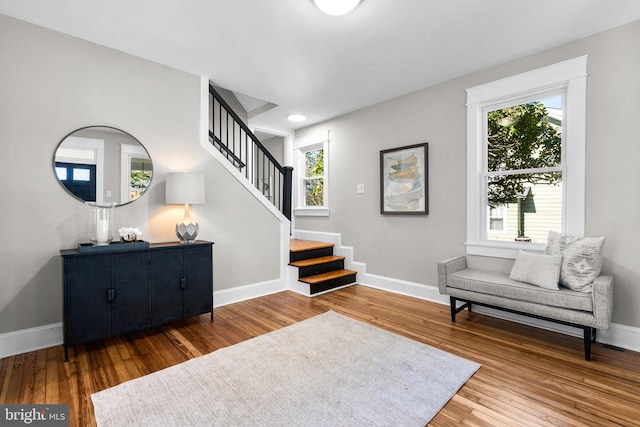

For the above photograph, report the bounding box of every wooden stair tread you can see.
[289,255,345,268]
[299,269,357,285]
[290,239,334,253]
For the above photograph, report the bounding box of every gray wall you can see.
[0,15,280,334]
[213,86,249,125]
[262,136,285,166]
[295,20,640,328]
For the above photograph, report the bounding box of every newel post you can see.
[282,166,294,221]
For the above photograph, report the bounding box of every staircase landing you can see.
[289,239,356,295]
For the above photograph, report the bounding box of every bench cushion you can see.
[448,268,593,312]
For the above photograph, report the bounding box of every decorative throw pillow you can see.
[545,230,605,292]
[509,250,562,290]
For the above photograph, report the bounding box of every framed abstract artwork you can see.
[380,143,428,215]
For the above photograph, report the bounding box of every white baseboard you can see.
[359,273,448,305]
[293,229,343,246]
[0,322,63,359]
[213,279,286,307]
[598,322,640,353]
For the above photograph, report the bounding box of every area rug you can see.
[91,311,480,426]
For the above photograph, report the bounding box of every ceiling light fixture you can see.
[287,114,307,122]
[313,0,361,16]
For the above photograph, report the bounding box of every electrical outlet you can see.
[356,184,365,194]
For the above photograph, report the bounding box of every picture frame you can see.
[380,142,428,215]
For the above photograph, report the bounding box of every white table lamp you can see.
[166,172,205,243]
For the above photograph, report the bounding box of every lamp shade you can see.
[165,172,205,205]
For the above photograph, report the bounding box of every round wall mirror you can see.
[53,126,153,206]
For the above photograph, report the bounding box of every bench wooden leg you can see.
[584,327,595,361]
[450,297,472,322]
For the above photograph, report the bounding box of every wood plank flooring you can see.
[2,285,640,426]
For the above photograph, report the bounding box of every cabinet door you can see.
[110,252,150,334]
[183,245,213,317]
[64,255,111,345]
[149,248,184,324]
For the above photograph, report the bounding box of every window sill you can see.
[466,241,546,259]
[294,207,330,217]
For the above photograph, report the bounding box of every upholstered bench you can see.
[437,232,613,360]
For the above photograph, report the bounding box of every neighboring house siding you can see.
[487,183,562,244]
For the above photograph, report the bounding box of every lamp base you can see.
[176,221,199,244]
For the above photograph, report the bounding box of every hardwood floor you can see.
[2,285,640,426]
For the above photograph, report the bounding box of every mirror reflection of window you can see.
[120,143,152,204]
[129,157,153,201]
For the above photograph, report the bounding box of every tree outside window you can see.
[304,148,324,206]
[130,157,152,201]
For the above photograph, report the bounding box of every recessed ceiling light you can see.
[287,114,306,122]
[313,0,361,16]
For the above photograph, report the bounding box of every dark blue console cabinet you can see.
[60,241,213,361]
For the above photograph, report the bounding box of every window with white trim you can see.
[466,56,587,258]
[294,133,329,216]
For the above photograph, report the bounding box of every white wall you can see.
[0,15,281,334]
[295,20,640,329]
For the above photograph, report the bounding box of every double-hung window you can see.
[466,56,587,258]
[294,132,329,216]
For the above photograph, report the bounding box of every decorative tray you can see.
[77,240,150,253]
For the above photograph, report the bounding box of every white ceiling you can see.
[2,0,640,133]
